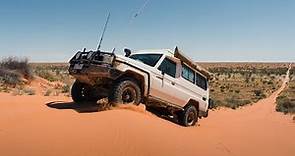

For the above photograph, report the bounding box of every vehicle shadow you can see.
[46,101,110,113]
[145,106,181,125]
[46,101,183,126]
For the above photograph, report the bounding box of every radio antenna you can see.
[97,12,111,51]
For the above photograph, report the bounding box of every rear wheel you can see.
[71,80,100,103]
[109,79,141,105]
[180,105,198,127]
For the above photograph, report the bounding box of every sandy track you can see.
[0,69,294,156]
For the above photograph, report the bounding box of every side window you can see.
[196,72,207,90]
[181,64,195,83]
[158,58,176,78]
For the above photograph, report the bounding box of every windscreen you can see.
[129,54,162,67]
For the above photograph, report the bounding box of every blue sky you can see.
[0,0,295,62]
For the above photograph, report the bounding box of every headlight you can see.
[75,52,81,59]
[87,51,94,59]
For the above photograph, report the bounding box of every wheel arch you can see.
[117,70,146,97]
[185,99,200,111]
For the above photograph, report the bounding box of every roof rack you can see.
[174,46,211,79]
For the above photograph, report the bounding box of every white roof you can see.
[132,47,211,78]
[133,49,174,56]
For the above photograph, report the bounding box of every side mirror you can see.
[124,48,132,57]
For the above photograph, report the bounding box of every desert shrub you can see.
[276,95,295,114]
[211,99,222,108]
[61,84,70,93]
[35,70,58,82]
[44,89,52,96]
[0,57,33,85]
[11,88,23,96]
[23,88,35,95]
[0,69,21,85]
[225,95,251,109]
[267,81,273,85]
[32,64,71,83]
[253,89,266,99]
[0,85,9,93]
[0,57,33,80]
[206,63,286,109]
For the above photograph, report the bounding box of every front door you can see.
[150,57,184,105]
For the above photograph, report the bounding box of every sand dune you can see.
[0,72,294,156]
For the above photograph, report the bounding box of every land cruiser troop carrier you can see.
[69,47,212,126]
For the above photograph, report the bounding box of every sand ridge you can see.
[0,67,294,156]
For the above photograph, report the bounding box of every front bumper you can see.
[69,64,122,85]
[68,51,122,85]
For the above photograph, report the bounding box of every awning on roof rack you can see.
[174,46,212,79]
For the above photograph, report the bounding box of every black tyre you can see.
[109,79,141,105]
[71,80,100,103]
[180,105,198,127]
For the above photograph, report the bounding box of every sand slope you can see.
[0,72,294,156]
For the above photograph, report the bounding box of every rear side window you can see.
[196,72,207,90]
[158,58,176,78]
[182,64,195,83]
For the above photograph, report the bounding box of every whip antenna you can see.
[97,12,111,51]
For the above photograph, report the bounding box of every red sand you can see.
[1,74,294,156]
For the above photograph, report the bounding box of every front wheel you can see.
[71,80,100,103]
[180,105,198,127]
[109,79,142,105]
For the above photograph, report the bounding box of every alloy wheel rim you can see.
[122,87,136,104]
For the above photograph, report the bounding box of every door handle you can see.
[156,76,163,80]
[171,82,175,85]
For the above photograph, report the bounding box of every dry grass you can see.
[30,63,73,85]
[0,57,33,86]
[0,60,73,96]
[276,70,295,114]
[30,63,74,96]
[199,63,288,109]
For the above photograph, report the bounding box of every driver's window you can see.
[158,58,176,78]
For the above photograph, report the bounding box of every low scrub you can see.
[0,57,33,79]
[276,95,295,114]
[35,70,58,82]
[0,69,21,85]
[23,88,36,95]
[0,57,33,85]
[206,63,286,109]
[276,72,295,114]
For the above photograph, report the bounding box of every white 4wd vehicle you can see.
[69,47,212,126]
